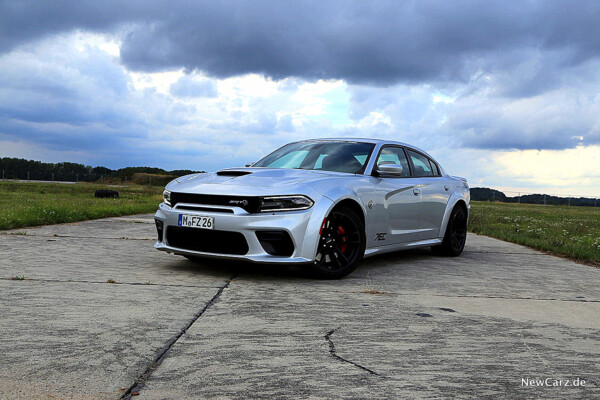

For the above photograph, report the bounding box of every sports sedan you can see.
[154,139,470,278]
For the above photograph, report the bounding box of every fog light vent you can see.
[155,219,164,242]
[256,231,294,257]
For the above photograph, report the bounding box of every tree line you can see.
[470,187,598,207]
[0,157,202,182]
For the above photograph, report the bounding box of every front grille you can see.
[170,192,261,213]
[256,230,295,257]
[166,226,249,255]
[176,205,234,214]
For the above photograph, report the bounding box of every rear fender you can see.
[438,192,469,239]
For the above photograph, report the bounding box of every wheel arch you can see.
[310,196,367,279]
[330,197,366,228]
[305,195,366,262]
[438,193,469,239]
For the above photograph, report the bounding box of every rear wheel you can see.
[432,205,467,256]
[309,206,366,279]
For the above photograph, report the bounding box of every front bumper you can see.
[154,197,333,263]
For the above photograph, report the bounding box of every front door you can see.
[367,146,426,246]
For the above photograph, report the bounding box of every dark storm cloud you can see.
[117,1,600,85]
[3,1,600,86]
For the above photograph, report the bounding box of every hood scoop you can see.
[216,170,253,177]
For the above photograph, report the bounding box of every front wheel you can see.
[432,205,467,256]
[309,206,366,279]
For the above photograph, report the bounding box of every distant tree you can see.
[117,167,167,178]
[168,169,204,177]
[470,187,507,202]
[91,166,114,176]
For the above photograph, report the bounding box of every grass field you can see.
[0,181,162,230]
[469,201,600,265]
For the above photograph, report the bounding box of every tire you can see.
[432,205,467,256]
[309,206,366,279]
[94,190,119,198]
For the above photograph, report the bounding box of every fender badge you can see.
[368,200,373,209]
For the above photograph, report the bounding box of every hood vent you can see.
[216,170,252,177]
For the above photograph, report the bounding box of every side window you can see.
[407,150,434,177]
[376,147,410,177]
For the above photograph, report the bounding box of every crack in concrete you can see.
[0,276,223,289]
[120,274,237,399]
[465,251,539,255]
[14,278,596,303]
[429,293,600,303]
[446,294,600,303]
[0,233,153,241]
[334,290,600,303]
[325,327,380,376]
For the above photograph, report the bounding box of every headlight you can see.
[259,195,314,212]
[163,190,171,206]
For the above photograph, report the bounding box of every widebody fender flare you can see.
[438,191,470,239]
[320,186,368,222]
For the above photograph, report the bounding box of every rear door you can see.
[406,149,451,239]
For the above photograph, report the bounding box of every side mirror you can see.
[245,163,254,167]
[376,163,404,177]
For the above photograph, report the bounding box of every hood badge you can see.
[229,199,249,206]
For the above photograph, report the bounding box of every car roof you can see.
[296,138,432,158]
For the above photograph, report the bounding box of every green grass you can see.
[469,201,600,265]
[0,181,162,230]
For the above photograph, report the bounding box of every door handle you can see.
[444,185,450,191]
[413,188,421,196]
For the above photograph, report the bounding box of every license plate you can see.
[178,214,214,229]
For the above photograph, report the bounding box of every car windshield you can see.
[253,141,375,174]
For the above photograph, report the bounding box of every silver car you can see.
[154,138,470,278]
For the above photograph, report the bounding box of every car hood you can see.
[167,168,356,196]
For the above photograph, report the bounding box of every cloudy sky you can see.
[1,0,599,196]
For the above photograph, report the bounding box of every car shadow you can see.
[162,247,441,281]
[164,256,313,281]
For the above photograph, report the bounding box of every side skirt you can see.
[364,238,443,258]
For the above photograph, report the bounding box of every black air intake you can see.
[216,170,252,177]
[167,227,249,255]
[155,219,164,242]
[256,231,295,257]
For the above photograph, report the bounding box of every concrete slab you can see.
[3,214,157,240]
[0,280,220,399]
[1,216,599,399]
[0,214,233,286]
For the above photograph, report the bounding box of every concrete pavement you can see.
[1,215,599,399]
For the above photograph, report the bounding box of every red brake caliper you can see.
[337,225,347,253]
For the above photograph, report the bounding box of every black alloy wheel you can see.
[310,206,366,279]
[432,205,468,256]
